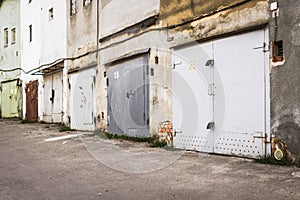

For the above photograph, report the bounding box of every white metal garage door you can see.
[43,70,63,123]
[172,29,270,158]
[70,68,96,131]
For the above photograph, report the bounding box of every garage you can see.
[69,68,96,131]
[107,54,150,137]
[0,79,22,118]
[172,29,270,158]
[43,70,63,123]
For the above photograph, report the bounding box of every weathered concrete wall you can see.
[20,0,43,120]
[40,0,67,64]
[65,0,98,128]
[0,0,21,118]
[160,0,269,46]
[98,0,171,136]
[0,0,21,82]
[21,0,67,122]
[269,0,300,157]
[101,0,160,37]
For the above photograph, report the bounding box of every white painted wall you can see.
[0,0,21,82]
[20,0,67,121]
[20,0,42,120]
[101,0,160,37]
[40,0,67,64]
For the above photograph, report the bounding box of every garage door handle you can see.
[174,129,182,137]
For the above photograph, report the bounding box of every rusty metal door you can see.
[25,80,38,121]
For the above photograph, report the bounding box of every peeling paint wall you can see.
[0,0,22,118]
[98,0,171,136]
[160,0,269,46]
[269,0,300,157]
[0,0,21,82]
[101,0,160,37]
[66,0,98,129]
[97,0,270,138]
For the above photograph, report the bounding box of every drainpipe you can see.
[95,0,100,128]
[96,0,99,61]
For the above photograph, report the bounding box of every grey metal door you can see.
[107,55,149,137]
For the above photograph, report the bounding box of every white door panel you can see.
[172,29,269,158]
[172,42,214,152]
[70,69,95,131]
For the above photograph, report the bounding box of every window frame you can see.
[11,28,16,44]
[4,28,8,47]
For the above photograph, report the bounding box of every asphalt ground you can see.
[0,119,300,200]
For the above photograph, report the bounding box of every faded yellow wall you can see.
[160,0,269,45]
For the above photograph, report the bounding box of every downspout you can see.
[96,0,99,61]
[95,0,100,128]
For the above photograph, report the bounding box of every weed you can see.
[93,129,168,148]
[21,119,37,124]
[149,140,168,148]
[59,125,73,132]
[256,156,300,167]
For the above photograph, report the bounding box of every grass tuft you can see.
[59,125,73,132]
[93,129,168,148]
[256,155,300,167]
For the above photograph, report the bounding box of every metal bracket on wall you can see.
[172,61,182,69]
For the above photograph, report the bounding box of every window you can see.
[4,28,8,47]
[29,25,32,42]
[11,28,16,44]
[49,8,54,20]
[83,0,92,6]
[71,0,77,15]
[272,40,284,62]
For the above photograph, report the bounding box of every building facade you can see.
[1,0,299,159]
[21,0,67,123]
[66,0,98,131]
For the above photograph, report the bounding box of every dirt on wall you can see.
[160,0,269,41]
